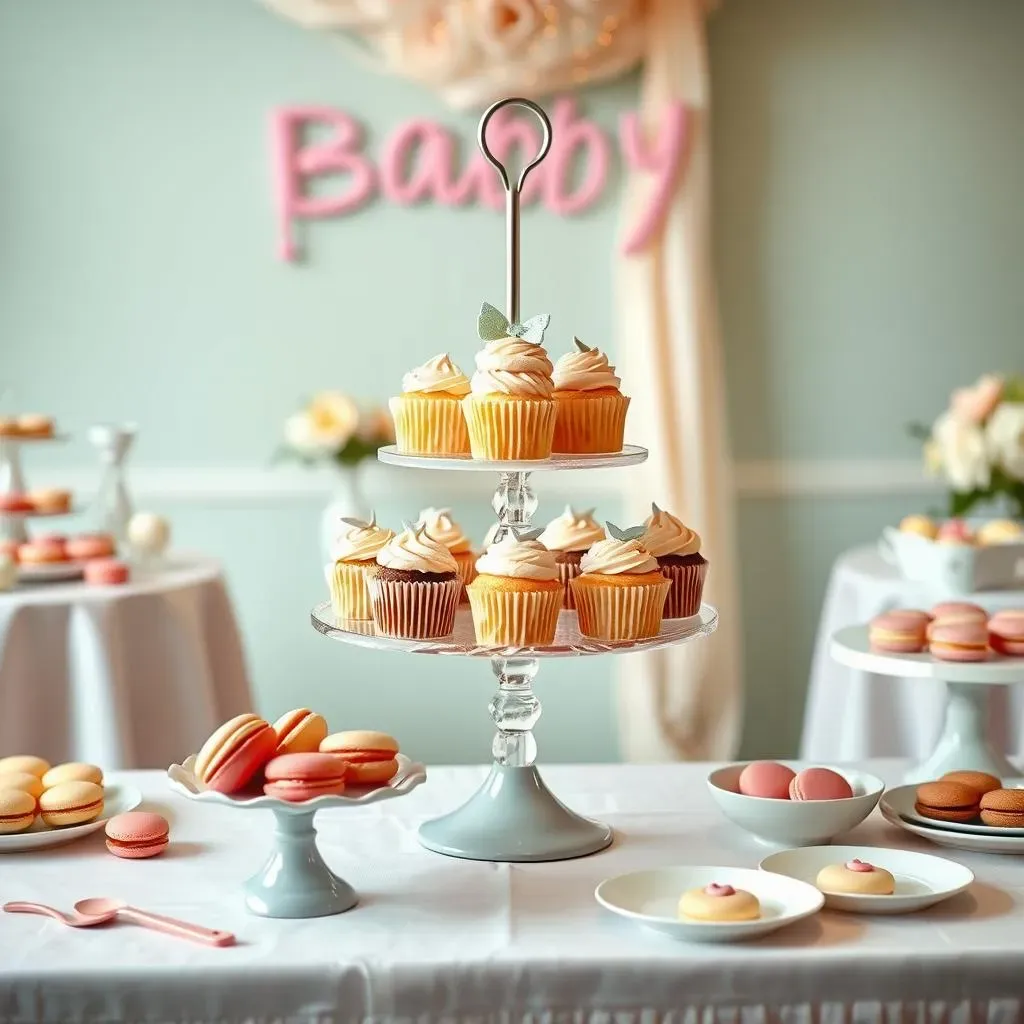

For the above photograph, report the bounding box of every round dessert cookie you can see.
[678,883,760,922]
[65,533,116,561]
[936,519,973,545]
[940,770,1002,796]
[0,771,44,802]
[28,488,71,514]
[42,762,103,789]
[789,767,853,801]
[915,780,980,823]
[737,761,795,799]
[38,780,104,827]
[0,754,50,778]
[929,620,989,662]
[84,559,130,585]
[272,708,329,756]
[320,730,399,785]
[988,610,1024,657]
[0,417,18,437]
[976,519,1023,546]
[194,713,278,795]
[0,789,36,834]
[899,514,938,540]
[263,752,349,801]
[15,414,54,438]
[18,539,67,564]
[105,811,170,859]
[979,788,1024,828]
[815,859,895,895]
[0,494,34,513]
[868,609,930,653]
[930,601,987,623]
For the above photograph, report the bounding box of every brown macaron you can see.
[979,788,1024,828]
[940,770,1002,796]
[915,781,980,823]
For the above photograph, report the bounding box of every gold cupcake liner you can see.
[453,549,478,603]
[571,578,671,641]
[389,394,470,456]
[462,395,556,461]
[662,560,708,619]
[369,577,461,639]
[329,560,374,620]
[557,560,582,610]
[467,585,562,647]
[552,392,630,454]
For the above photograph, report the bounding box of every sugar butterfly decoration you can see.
[477,302,551,345]
[605,521,646,542]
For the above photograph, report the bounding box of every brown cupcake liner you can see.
[462,395,556,460]
[556,560,583,610]
[389,394,470,456]
[552,392,630,454]
[369,576,461,639]
[453,549,478,603]
[467,585,562,647]
[329,560,374,620]
[662,559,708,618]
[571,578,671,641]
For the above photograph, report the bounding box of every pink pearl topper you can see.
[270,97,689,261]
[846,859,875,873]
[704,883,735,897]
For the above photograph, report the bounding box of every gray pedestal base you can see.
[419,764,613,862]
[243,807,358,918]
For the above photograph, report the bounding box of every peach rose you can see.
[951,374,1003,425]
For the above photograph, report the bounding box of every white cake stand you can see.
[830,625,1024,783]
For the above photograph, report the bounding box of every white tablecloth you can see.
[802,545,1024,762]
[0,553,252,770]
[2,762,1024,1023]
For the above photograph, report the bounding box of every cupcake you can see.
[417,506,477,600]
[551,338,630,453]
[389,353,471,456]
[642,503,708,618]
[368,523,462,639]
[466,530,563,647]
[536,505,605,609]
[570,523,671,641]
[327,514,394,620]
[462,302,556,460]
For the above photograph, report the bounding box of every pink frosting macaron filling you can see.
[704,883,735,897]
[846,858,874,872]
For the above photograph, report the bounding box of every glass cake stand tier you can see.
[376,444,647,472]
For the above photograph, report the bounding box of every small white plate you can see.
[17,561,86,583]
[882,784,1024,837]
[759,845,973,914]
[880,799,1024,854]
[0,782,142,853]
[594,865,823,943]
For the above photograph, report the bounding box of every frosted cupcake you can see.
[368,523,461,639]
[462,303,556,460]
[328,514,395,620]
[571,524,671,641]
[551,338,630,453]
[389,353,471,456]
[537,505,605,609]
[467,530,563,647]
[417,506,477,600]
[642,503,707,618]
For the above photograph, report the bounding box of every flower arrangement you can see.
[278,392,394,467]
[910,374,1024,518]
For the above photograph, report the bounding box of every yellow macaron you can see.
[0,789,37,833]
[42,762,104,789]
[0,755,50,779]
[0,771,44,802]
[38,781,104,827]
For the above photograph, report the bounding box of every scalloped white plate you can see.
[167,753,426,812]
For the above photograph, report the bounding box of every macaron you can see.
[38,780,104,827]
[42,762,103,789]
[915,780,980,823]
[263,752,348,801]
[929,620,989,662]
[0,494,33,513]
[899,514,938,540]
[976,519,1023,546]
[272,708,329,756]
[979,788,1024,828]
[737,760,795,799]
[988,610,1024,657]
[868,610,930,653]
[83,558,130,586]
[320,730,400,785]
[17,539,67,564]
[789,767,853,801]
[65,533,116,561]
[28,488,71,514]
[0,755,50,778]
[194,713,277,794]
[941,770,1002,796]
[0,771,44,801]
[936,519,974,545]
[930,601,987,623]
[0,789,36,833]
[16,414,54,438]
[105,811,170,858]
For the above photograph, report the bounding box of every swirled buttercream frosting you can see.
[470,338,554,398]
[579,537,658,575]
[537,506,605,552]
[377,524,458,574]
[417,507,472,554]
[475,535,559,581]
[402,354,471,396]
[642,504,701,558]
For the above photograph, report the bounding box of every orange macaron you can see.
[915,780,980,823]
[271,708,329,756]
[320,730,399,785]
[194,713,278,794]
[979,788,1024,828]
[940,770,1002,796]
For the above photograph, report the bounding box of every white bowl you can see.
[595,865,823,943]
[707,762,884,846]
[759,845,974,914]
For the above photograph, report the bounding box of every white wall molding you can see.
[35,458,938,503]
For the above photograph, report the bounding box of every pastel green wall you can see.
[2,0,1021,762]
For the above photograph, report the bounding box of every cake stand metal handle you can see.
[477,97,553,324]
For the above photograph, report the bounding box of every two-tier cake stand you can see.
[311,97,718,863]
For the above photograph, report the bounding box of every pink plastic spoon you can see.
[4,901,114,927]
[74,898,235,947]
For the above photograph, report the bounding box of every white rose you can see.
[986,402,1024,481]
[931,410,991,491]
[284,392,359,456]
[284,411,334,456]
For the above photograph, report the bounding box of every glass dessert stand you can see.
[830,625,1024,783]
[311,446,719,862]
[0,432,74,546]
[167,754,427,917]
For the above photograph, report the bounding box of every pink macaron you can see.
[988,610,1024,657]
[84,558,130,586]
[869,609,930,653]
[930,601,987,623]
[929,619,989,662]
[194,713,278,795]
[936,519,974,545]
[105,811,170,859]
[0,493,33,513]
[66,533,116,561]
[737,760,796,799]
[789,767,854,801]
[263,752,348,802]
